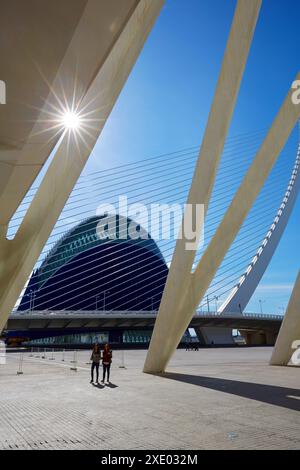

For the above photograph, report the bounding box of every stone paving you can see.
[0,347,299,450]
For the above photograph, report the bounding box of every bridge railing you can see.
[195,310,283,321]
[9,309,284,321]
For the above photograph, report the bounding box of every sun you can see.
[61,111,81,130]
[29,73,102,152]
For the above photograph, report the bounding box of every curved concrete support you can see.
[219,146,300,314]
[195,327,234,345]
[203,138,299,346]
[270,271,300,365]
[240,329,277,346]
[0,0,164,333]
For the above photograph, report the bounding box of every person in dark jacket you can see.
[90,343,101,384]
[101,344,112,384]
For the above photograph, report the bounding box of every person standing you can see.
[101,344,112,384]
[90,343,101,384]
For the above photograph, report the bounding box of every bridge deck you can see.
[6,311,283,333]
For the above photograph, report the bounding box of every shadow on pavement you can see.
[157,372,300,411]
[105,382,118,388]
[92,383,105,389]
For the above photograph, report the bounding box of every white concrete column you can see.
[0,0,164,333]
[144,72,300,373]
[270,271,300,365]
[144,0,262,373]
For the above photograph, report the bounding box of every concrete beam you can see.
[239,330,266,346]
[0,0,164,333]
[0,0,140,226]
[270,271,300,365]
[144,72,300,373]
[144,0,262,373]
[195,327,235,345]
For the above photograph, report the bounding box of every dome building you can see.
[18,215,168,312]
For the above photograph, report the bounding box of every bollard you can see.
[17,352,24,375]
[86,351,91,365]
[42,348,46,359]
[119,349,126,369]
[70,349,76,363]
[86,349,91,365]
[29,347,34,358]
[61,349,65,362]
[0,340,6,365]
[49,348,55,360]
[70,350,77,371]
[35,347,40,358]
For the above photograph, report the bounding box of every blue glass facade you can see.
[18,215,168,312]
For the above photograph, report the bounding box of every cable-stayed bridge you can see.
[5,126,299,346]
[0,0,299,372]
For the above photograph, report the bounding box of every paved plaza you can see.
[0,347,299,450]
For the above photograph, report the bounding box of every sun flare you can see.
[61,111,81,130]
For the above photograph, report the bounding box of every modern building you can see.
[18,215,168,313]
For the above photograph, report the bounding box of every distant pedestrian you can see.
[90,343,101,384]
[101,344,112,384]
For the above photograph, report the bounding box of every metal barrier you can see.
[0,340,6,365]
[119,350,126,369]
[70,350,77,371]
[17,352,24,375]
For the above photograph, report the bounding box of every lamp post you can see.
[214,296,219,314]
[95,294,100,311]
[258,299,266,314]
[207,296,210,313]
[29,291,36,311]
[103,290,110,311]
[278,306,285,315]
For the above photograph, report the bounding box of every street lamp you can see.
[29,291,36,311]
[214,296,219,313]
[207,296,210,313]
[95,294,100,311]
[103,290,110,311]
[258,299,266,314]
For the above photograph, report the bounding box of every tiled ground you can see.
[0,347,299,449]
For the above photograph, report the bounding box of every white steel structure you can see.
[0,0,164,334]
[144,0,300,373]
[219,147,300,314]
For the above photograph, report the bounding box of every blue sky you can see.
[81,0,299,314]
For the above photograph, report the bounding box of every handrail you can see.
[9,309,284,320]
